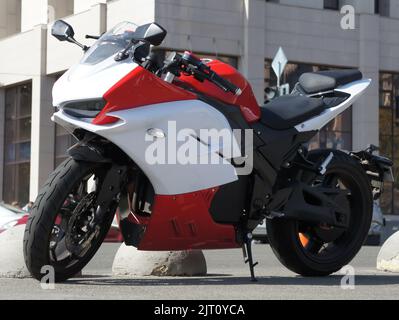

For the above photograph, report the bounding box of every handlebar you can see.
[208,71,242,96]
[163,51,242,96]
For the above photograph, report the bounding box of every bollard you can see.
[377,231,399,273]
[112,244,207,276]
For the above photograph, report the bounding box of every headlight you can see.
[62,99,107,118]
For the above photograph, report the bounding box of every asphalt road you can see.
[0,244,398,300]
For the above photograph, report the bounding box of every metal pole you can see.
[277,62,281,89]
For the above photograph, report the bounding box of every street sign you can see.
[271,47,288,88]
[279,83,290,96]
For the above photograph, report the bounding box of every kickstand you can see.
[242,233,258,282]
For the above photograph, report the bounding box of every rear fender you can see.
[68,140,111,163]
[350,145,394,200]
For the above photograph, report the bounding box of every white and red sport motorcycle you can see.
[24,20,393,282]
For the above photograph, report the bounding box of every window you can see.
[379,72,399,215]
[375,0,390,17]
[324,0,339,10]
[3,82,32,206]
[264,60,353,151]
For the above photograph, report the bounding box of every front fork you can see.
[90,165,128,229]
[67,137,130,233]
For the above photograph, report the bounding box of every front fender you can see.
[68,141,111,163]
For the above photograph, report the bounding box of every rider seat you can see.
[261,95,325,130]
[298,69,362,94]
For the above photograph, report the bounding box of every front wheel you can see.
[266,150,373,276]
[23,158,117,282]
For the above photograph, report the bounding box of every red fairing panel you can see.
[138,188,239,251]
[93,66,197,125]
[177,59,261,123]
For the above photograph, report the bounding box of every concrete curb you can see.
[377,230,399,273]
[0,225,30,278]
[112,244,207,277]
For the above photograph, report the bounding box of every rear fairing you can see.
[295,79,371,132]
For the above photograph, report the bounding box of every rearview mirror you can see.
[51,20,75,42]
[133,23,167,46]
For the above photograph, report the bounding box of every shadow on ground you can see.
[67,274,399,287]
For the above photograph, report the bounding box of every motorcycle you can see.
[23,20,393,282]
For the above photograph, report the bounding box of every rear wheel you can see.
[266,150,373,276]
[23,158,117,282]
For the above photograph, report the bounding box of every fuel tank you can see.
[177,59,261,123]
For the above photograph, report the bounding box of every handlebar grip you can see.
[179,51,242,95]
[210,71,242,96]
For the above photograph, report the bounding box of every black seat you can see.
[299,69,362,94]
[261,95,325,130]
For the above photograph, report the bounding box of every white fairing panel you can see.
[53,100,241,195]
[295,79,371,132]
[52,56,137,107]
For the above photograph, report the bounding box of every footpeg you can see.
[242,233,258,282]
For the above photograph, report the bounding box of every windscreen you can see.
[80,22,138,65]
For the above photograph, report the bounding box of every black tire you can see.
[23,158,115,282]
[266,150,373,276]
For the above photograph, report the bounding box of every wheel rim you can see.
[296,168,363,264]
[48,170,108,269]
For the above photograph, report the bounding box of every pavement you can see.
[0,244,399,300]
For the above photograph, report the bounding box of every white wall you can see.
[47,3,107,74]
[264,2,359,67]
[30,75,56,201]
[21,0,73,32]
[48,0,74,21]
[0,28,44,86]
[21,0,48,32]
[155,0,242,56]
[107,0,156,29]
[279,0,323,10]
[74,0,106,14]
[380,17,399,71]
[241,0,265,104]
[0,0,21,39]
[353,14,380,150]
[389,1,399,19]
[340,0,374,14]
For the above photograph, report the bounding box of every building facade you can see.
[0,0,398,214]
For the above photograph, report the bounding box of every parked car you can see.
[0,203,27,234]
[253,201,386,245]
